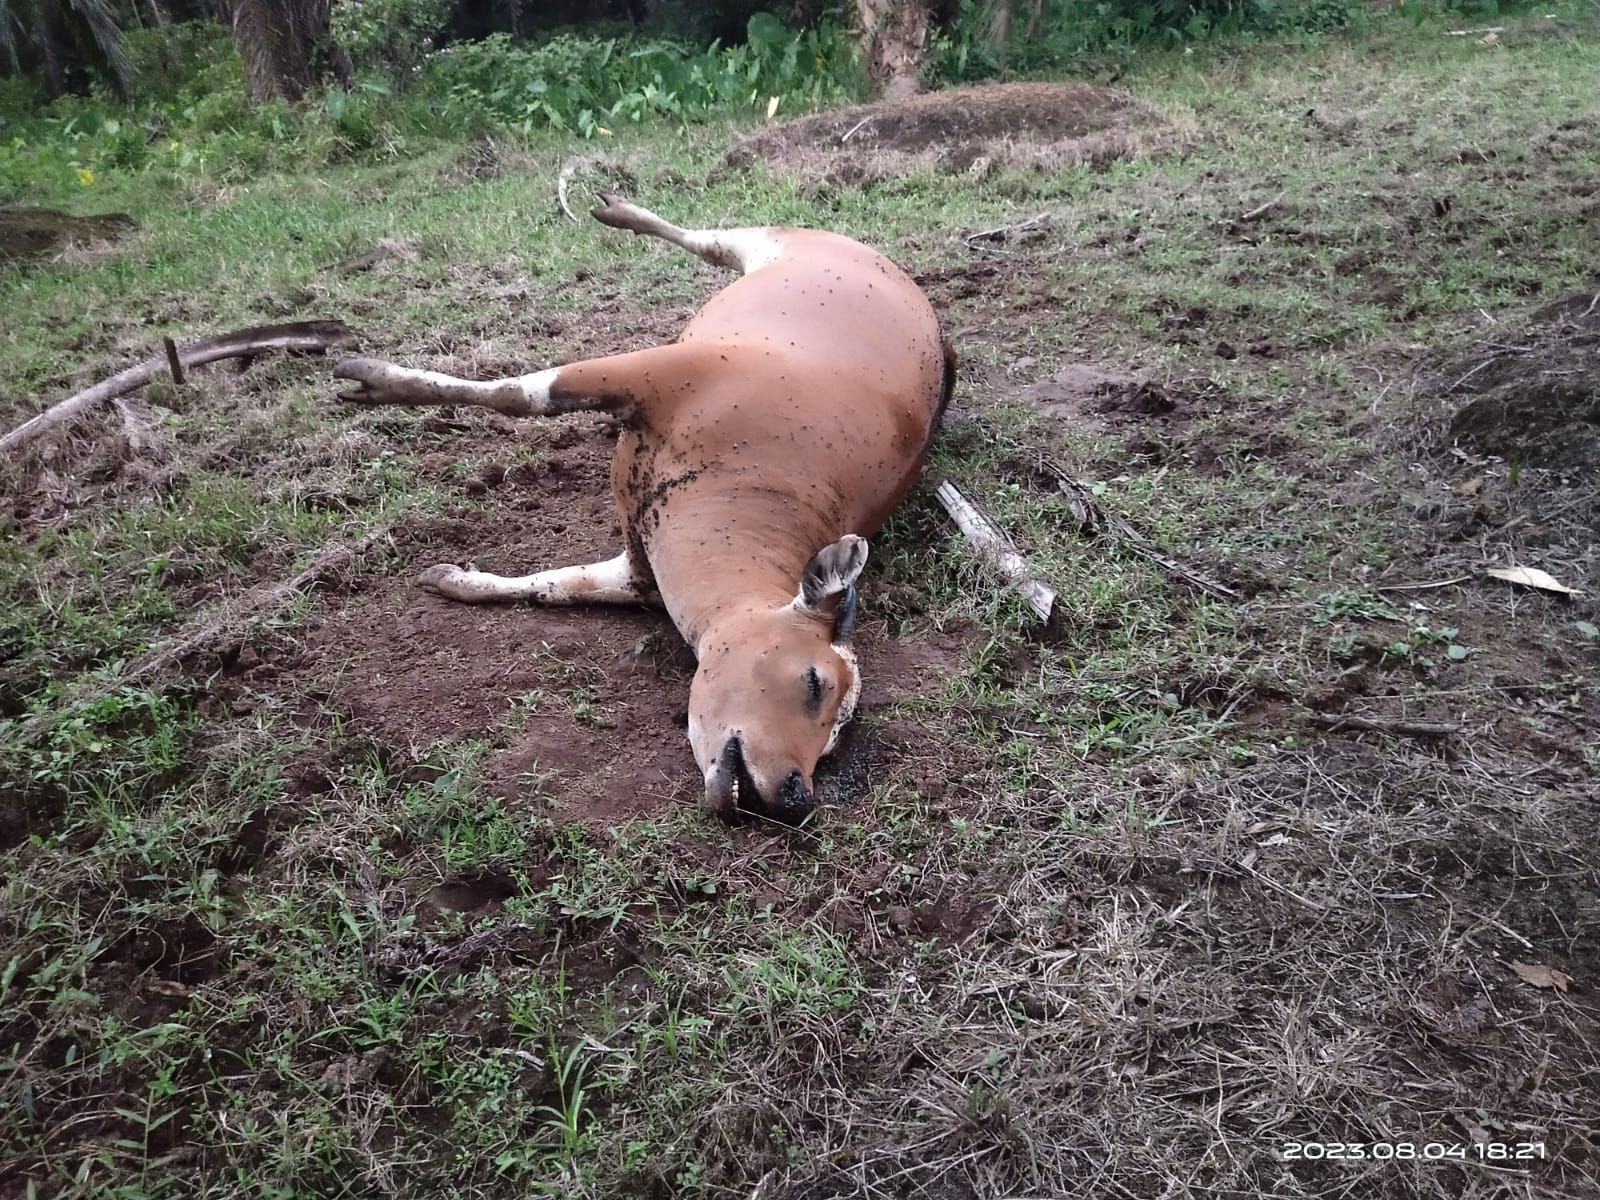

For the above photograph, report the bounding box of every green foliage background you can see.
[1,0,1526,206]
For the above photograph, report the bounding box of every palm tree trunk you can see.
[229,0,330,102]
[855,0,930,98]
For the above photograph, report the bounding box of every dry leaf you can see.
[1486,565,1581,596]
[1510,961,1572,992]
[765,96,780,120]
[1478,31,1500,44]
[1453,475,1482,497]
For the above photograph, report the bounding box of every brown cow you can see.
[334,193,952,822]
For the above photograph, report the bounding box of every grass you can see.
[4,6,1600,1198]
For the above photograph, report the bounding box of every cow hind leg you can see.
[590,190,782,276]
[417,553,658,607]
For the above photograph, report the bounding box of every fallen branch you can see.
[1305,713,1462,738]
[840,116,874,144]
[1235,192,1284,223]
[1045,463,1239,601]
[0,320,357,461]
[935,480,1056,621]
[1374,575,1471,592]
[1443,25,1504,35]
[964,212,1052,248]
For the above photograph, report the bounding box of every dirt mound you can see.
[1406,288,1600,590]
[721,82,1177,187]
[1434,290,1600,473]
[0,205,136,263]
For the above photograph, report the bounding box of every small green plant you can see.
[1311,588,1405,624]
[1,688,190,799]
[538,1039,592,1154]
[1384,624,1470,665]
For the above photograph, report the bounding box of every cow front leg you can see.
[416,552,658,606]
[334,357,565,417]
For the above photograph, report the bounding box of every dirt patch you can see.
[293,425,981,826]
[1401,287,1600,590]
[1025,363,1221,428]
[1431,288,1600,474]
[1021,361,1303,476]
[0,205,137,263]
[422,869,519,923]
[720,82,1180,189]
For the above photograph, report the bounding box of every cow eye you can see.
[804,666,824,712]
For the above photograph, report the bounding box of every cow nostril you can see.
[772,769,812,824]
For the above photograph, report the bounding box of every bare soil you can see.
[1399,285,1600,595]
[286,417,980,828]
[0,205,136,262]
[721,82,1181,188]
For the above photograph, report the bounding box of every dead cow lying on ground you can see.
[334,193,953,822]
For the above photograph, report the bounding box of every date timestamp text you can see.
[1282,1142,1546,1162]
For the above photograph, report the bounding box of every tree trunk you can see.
[990,0,1010,75]
[38,3,68,98]
[493,0,530,36]
[856,0,930,99]
[229,0,331,102]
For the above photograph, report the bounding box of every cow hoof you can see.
[590,190,628,226]
[416,563,463,595]
[333,356,391,404]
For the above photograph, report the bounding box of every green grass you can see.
[4,7,1600,1199]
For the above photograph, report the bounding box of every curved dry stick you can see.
[0,319,357,461]
[557,155,596,223]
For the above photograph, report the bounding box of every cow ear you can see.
[796,535,868,642]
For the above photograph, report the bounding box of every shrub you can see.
[330,0,457,83]
[424,15,862,136]
[925,0,1378,83]
[122,20,242,106]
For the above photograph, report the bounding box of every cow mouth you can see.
[708,734,762,818]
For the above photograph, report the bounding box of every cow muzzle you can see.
[703,736,814,825]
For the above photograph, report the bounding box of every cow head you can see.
[690,534,867,823]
